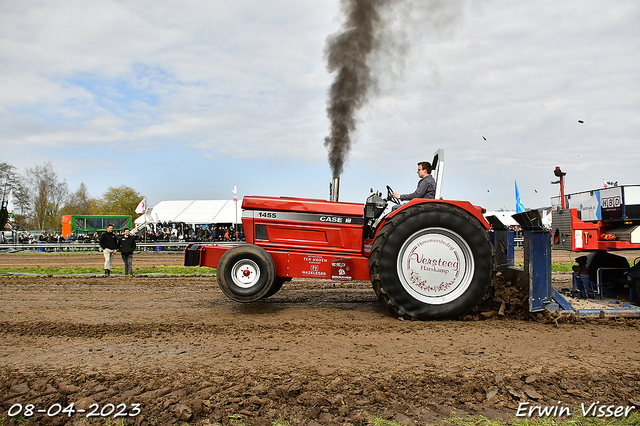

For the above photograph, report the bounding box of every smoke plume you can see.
[324,0,391,179]
[324,0,465,179]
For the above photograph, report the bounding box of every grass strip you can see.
[0,265,216,275]
[439,412,640,425]
[512,262,575,272]
[200,413,640,426]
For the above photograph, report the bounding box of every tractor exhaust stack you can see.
[330,178,340,202]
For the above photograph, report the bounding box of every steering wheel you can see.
[386,185,401,205]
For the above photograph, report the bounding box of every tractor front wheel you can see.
[369,203,495,320]
[262,276,291,299]
[217,244,276,302]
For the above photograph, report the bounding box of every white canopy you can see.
[134,200,242,226]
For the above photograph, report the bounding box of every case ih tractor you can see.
[185,150,497,320]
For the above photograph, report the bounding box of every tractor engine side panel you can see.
[243,211,365,255]
[241,196,366,256]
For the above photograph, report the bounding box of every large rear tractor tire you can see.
[369,203,495,320]
[217,244,276,302]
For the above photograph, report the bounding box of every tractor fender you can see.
[377,199,490,238]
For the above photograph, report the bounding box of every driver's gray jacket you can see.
[400,175,436,200]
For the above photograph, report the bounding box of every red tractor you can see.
[185,150,496,320]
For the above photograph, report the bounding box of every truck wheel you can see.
[585,252,629,291]
[217,245,276,302]
[369,203,495,320]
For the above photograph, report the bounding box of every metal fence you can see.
[1,238,522,253]
[0,242,204,253]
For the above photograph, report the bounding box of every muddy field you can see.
[1,252,639,426]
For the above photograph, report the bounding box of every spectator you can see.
[118,228,137,276]
[99,224,118,277]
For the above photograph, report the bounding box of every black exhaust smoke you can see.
[324,0,389,180]
[324,0,464,182]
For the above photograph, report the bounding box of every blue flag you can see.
[515,181,525,213]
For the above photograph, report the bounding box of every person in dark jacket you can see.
[118,228,137,276]
[99,224,118,277]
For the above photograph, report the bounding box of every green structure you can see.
[62,214,132,238]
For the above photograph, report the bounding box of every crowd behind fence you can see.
[510,226,524,248]
[142,221,244,243]
[0,221,246,252]
[1,231,523,253]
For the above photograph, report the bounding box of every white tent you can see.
[134,200,242,226]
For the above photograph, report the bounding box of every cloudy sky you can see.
[1,0,639,212]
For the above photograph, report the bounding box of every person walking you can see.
[118,228,137,276]
[99,224,118,277]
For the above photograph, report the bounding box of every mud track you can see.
[1,253,639,425]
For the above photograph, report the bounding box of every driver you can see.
[392,162,436,208]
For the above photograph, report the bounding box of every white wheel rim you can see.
[397,227,474,305]
[231,259,261,288]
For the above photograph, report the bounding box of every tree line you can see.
[1,159,144,232]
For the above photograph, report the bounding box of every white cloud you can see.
[1,0,638,208]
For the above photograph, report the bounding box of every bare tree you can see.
[26,162,69,231]
[0,160,24,202]
[62,182,95,216]
[0,160,30,229]
[12,183,32,216]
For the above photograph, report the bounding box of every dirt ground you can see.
[1,249,639,270]
[1,252,639,426]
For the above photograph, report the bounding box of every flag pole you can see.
[234,184,238,241]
